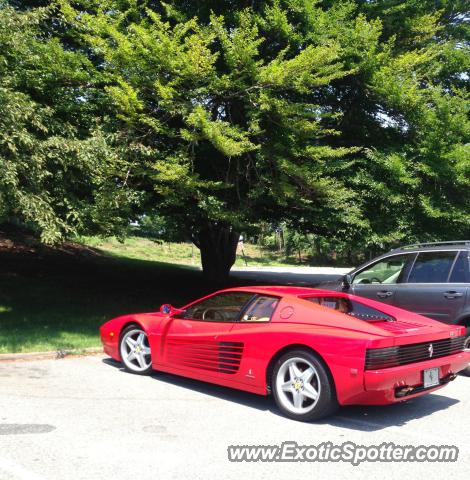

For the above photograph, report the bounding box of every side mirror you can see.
[160,304,173,315]
[160,304,186,317]
[342,274,353,290]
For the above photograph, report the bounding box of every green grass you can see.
[0,248,226,354]
[76,235,303,267]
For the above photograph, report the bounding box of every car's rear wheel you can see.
[271,349,338,421]
[119,325,152,375]
[460,327,470,377]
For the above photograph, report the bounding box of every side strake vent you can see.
[365,336,466,370]
[167,340,244,374]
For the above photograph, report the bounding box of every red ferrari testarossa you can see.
[100,286,470,421]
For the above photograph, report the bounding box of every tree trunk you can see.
[279,227,285,253]
[193,222,240,285]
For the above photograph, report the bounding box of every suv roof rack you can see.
[394,240,470,251]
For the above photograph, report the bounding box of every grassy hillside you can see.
[77,235,302,267]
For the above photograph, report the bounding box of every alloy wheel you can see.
[275,357,321,414]
[120,328,152,373]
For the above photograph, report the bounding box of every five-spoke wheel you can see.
[119,326,152,375]
[272,349,338,421]
[275,357,321,414]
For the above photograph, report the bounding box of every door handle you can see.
[377,291,393,299]
[444,291,463,299]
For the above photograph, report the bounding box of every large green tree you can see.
[2,1,469,280]
[57,0,383,280]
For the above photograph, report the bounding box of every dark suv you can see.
[323,241,470,374]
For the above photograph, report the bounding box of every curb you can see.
[0,347,103,362]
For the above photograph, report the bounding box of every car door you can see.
[350,253,416,305]
[394,250,469,323]
[161,291,254,378]
[226,294,280,385]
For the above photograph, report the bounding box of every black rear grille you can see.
[365,336,466,370]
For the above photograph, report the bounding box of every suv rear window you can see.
[407,251,457,283]
[449,251,470,283]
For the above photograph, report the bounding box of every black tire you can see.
[271,349,338,422]
[460,327,470,377]
[119,325,153,375]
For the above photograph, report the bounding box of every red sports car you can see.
[100,286,470,421]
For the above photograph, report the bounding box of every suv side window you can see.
[352,254,412,285]
[449,251,470,283]
[407,251,457,284]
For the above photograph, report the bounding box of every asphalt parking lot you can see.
[0,354,469,480]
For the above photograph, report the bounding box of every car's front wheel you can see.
[271,349,338,421]
[119,325,153,375]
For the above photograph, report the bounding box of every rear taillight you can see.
[365,346,400,370]
[365,336,466,370]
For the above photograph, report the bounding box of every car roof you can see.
[347,241,470,275]
[390,240,470,253]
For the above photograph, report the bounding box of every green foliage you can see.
[1,0,469,265]
[56,0,370,241]
[0,4,136,242]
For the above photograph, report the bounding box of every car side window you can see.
[449,251,470,283]
[241,296,279,322]
[352,254,411,285]
[407,251,457,284]
[182,292,254,322]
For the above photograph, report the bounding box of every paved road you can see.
[0,355,469,480]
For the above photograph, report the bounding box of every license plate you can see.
[423,367,439,388]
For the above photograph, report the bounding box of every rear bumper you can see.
[347,351,470,405]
